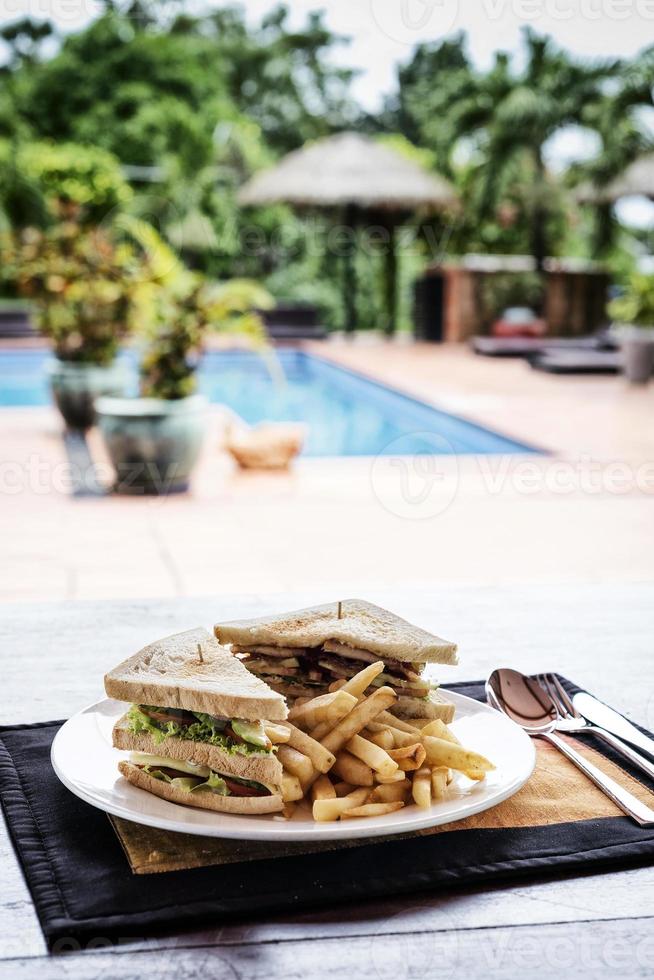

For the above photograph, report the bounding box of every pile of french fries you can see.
[263,661,494,821]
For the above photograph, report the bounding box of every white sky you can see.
[1,0,652,111]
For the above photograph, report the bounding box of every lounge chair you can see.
[528,349,621,374]
[471,330,616,358]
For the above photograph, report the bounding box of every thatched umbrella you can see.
[238,132,457,334]
[576,154,654,204]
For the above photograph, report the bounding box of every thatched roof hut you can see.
[238,132,457,333]
[239,132,457,211]
[576,153,654,204]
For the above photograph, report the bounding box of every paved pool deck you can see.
[1,340,653,603]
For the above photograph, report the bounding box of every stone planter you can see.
[48,358,128,431]
[95,394,208,495]
[616,326,654,384]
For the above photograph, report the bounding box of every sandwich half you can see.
[214,600,457,723]
[105,626,288,814]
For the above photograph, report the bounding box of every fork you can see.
[537,673,654,782]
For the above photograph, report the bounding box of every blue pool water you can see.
[0,349,538,457]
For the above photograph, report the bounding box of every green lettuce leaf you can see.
[191,712,227,731]
[182,721,271,755]
[126,705,272,755]
[170,776,204,792]
[192,771,230,796]
[127,705,182,745]
[143,767,202,791]
[142,766,269,797]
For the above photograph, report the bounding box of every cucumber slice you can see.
[231,719,271,749]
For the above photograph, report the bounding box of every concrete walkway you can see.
[1,342,652,602]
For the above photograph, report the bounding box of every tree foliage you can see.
[385,30,653,268]
[1,6,653,328]
[1,221,139,363]
[119,216,273,398]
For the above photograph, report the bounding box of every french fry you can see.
[331,750,374,786]
[320,687,397,756]
[310,692,362,741]
[337,661,384,699]
[420,718,461,745]
[367,722,420,748]
[263,722,292,744]
[341,802,404,819]
[280,723,336,773]
[420,719,460,744]
[346,734,399,778]
[281,771,304,803]
[276,745,314,784]
[310,720,333,741]
[387,743,426,771]
[422,736,494,774]
[374,768,408,784]
[412,767,432,809]
[312,787,369,822]
[464,769,487,781]
[369,780,411,803]
[430,766,449,799]
[281,802,296,819]
[311,774,337,802]
[376,710,421,734]
[332,781,356,796]
[328,678,346,692]
[289,689,357,730]
[364,726,394,750]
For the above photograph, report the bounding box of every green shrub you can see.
[1,221,139,364]
[609,273,654,327]
[121,217,274,399]
[0,140,132,228]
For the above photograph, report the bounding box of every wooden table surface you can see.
[1,584,653,979]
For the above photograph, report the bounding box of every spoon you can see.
[486,668,654,827]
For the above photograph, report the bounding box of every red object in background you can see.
[492,307,547,338]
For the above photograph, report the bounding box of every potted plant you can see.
[609,272,654,383]
[96,219,273,494]
[1,221,138,428]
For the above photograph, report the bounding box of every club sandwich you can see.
[105,627,288,814]
[214,600,458,723]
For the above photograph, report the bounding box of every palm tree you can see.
[452,30,617,271]
[573,45,654,257]
[391,30,617,271]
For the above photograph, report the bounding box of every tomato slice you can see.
[222,777,270,797]
[141,707,196,726]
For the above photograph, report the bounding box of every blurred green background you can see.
[1,1,653,332]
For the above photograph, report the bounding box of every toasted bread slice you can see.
[215,601,457,666]
[391,690,455,724]
[104,627,287,721]
[112,714,284,786]
[118,761,283,814]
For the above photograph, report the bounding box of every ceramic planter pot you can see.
[48,358,128,431]
[95,394,208,495]
[617,326,654,384]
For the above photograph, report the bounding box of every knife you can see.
[573,692,654,760]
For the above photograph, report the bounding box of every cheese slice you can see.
[129,752,211,777]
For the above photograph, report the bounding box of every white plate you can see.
[51,692,535,841]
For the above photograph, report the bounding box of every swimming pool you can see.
[0,348,537,457]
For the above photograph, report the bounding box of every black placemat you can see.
[2,678,654,949]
